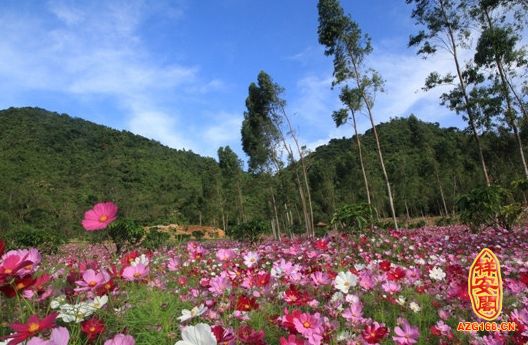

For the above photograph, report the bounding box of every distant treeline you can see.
[0,107,525,238]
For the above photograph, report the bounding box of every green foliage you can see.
[0,107,229,237]
[457,186,509,232]
[4,225,64,254]
[331,203,374,232]
[241,71,284,173]
[226,220,268,243]
[142,229,170,250]
[497,203,525,231]
[191,230,204,240]
[174,234,191,242]
[108,219,145,253]
[408,220,427,229]
[435,217,455,226]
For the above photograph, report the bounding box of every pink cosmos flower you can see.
[381,281,401,294]
[82,202,118,231]
[167,257,180,272]
[75,269,108,292]
[393,318,420,345]
[1,248,41,277]
[358,270,375,290]
[26,327,70,345]
[243,252,259,268]
[293,312,324,345]
[122,264,149,281]
[310,272,330,286]
[104,334,136,345]
[280,335,305,345]
[208,275,231,295]
[216,249,236,261]
[342,302,364,324]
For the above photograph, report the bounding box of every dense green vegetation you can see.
[1,107,527,240]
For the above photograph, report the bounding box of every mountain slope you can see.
[0,107,220,236]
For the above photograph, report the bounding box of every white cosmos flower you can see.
[396,295,406,306]
[175,323,217,345]
[243,252,259,268]
[429,267,446,281]
[131,254,150,267]
[178,304,207,322]
[58,302,94,323]
[334,271,358,294]
[90,295,108,310]
[409,301,421,313]
[50,295,66,309]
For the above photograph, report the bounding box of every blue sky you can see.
[0,0,467,161]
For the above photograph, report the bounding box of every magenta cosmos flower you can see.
[82,202,118,231]
[104,334,135,345]
[393,318,420,345]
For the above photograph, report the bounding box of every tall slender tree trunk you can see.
[280,107,315,236]
[435,169,449,217]
[350,60,398,229]
[350,108,371,205]
[236,180,246,222]
[483,9,528,179]
[440,1,491,186]
[270,189,281,240]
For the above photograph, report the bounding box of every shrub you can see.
[457,185,514,232]
[408,220,427,229]
[435,217,455,226]
[4,225,64,254]
[226,220,268,243]
[191,230,205,240]
[331,203,374,232]
[107,219,145,253]
[497,203,525,231]
[142,229,170,250]
[175,234,191,242]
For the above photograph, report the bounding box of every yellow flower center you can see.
[133,272,141,278]
[16,282,25,290]
[89,326,96,333]
[4,268,12,274]
[303,321,311,328]
[28,323,40,333]
[98,215,108,222]
[88,281,97,287]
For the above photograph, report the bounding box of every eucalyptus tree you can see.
[471,0,528,177]
[407,0,492,186]
[241,71,314,237]
[318,0,398,229]
[218,146,246,227]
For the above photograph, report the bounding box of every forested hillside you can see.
[0,107,267,237]
[0,107,525,237]
[306,115,526,221]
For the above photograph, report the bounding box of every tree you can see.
[241,71,315,237]
[407,0,492,186]
[218,146,246,226]
[333,87,372,205]
[318,0,399,229]
[472,0,528,178]
[241,71,286,239]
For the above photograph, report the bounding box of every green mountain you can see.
[0,107,226,237]
[0,107,524,238]
[305,115,524,221]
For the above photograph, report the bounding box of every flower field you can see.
[2,221,528,345]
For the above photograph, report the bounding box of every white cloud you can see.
[0,0,239,157]
[287,41,472,152]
